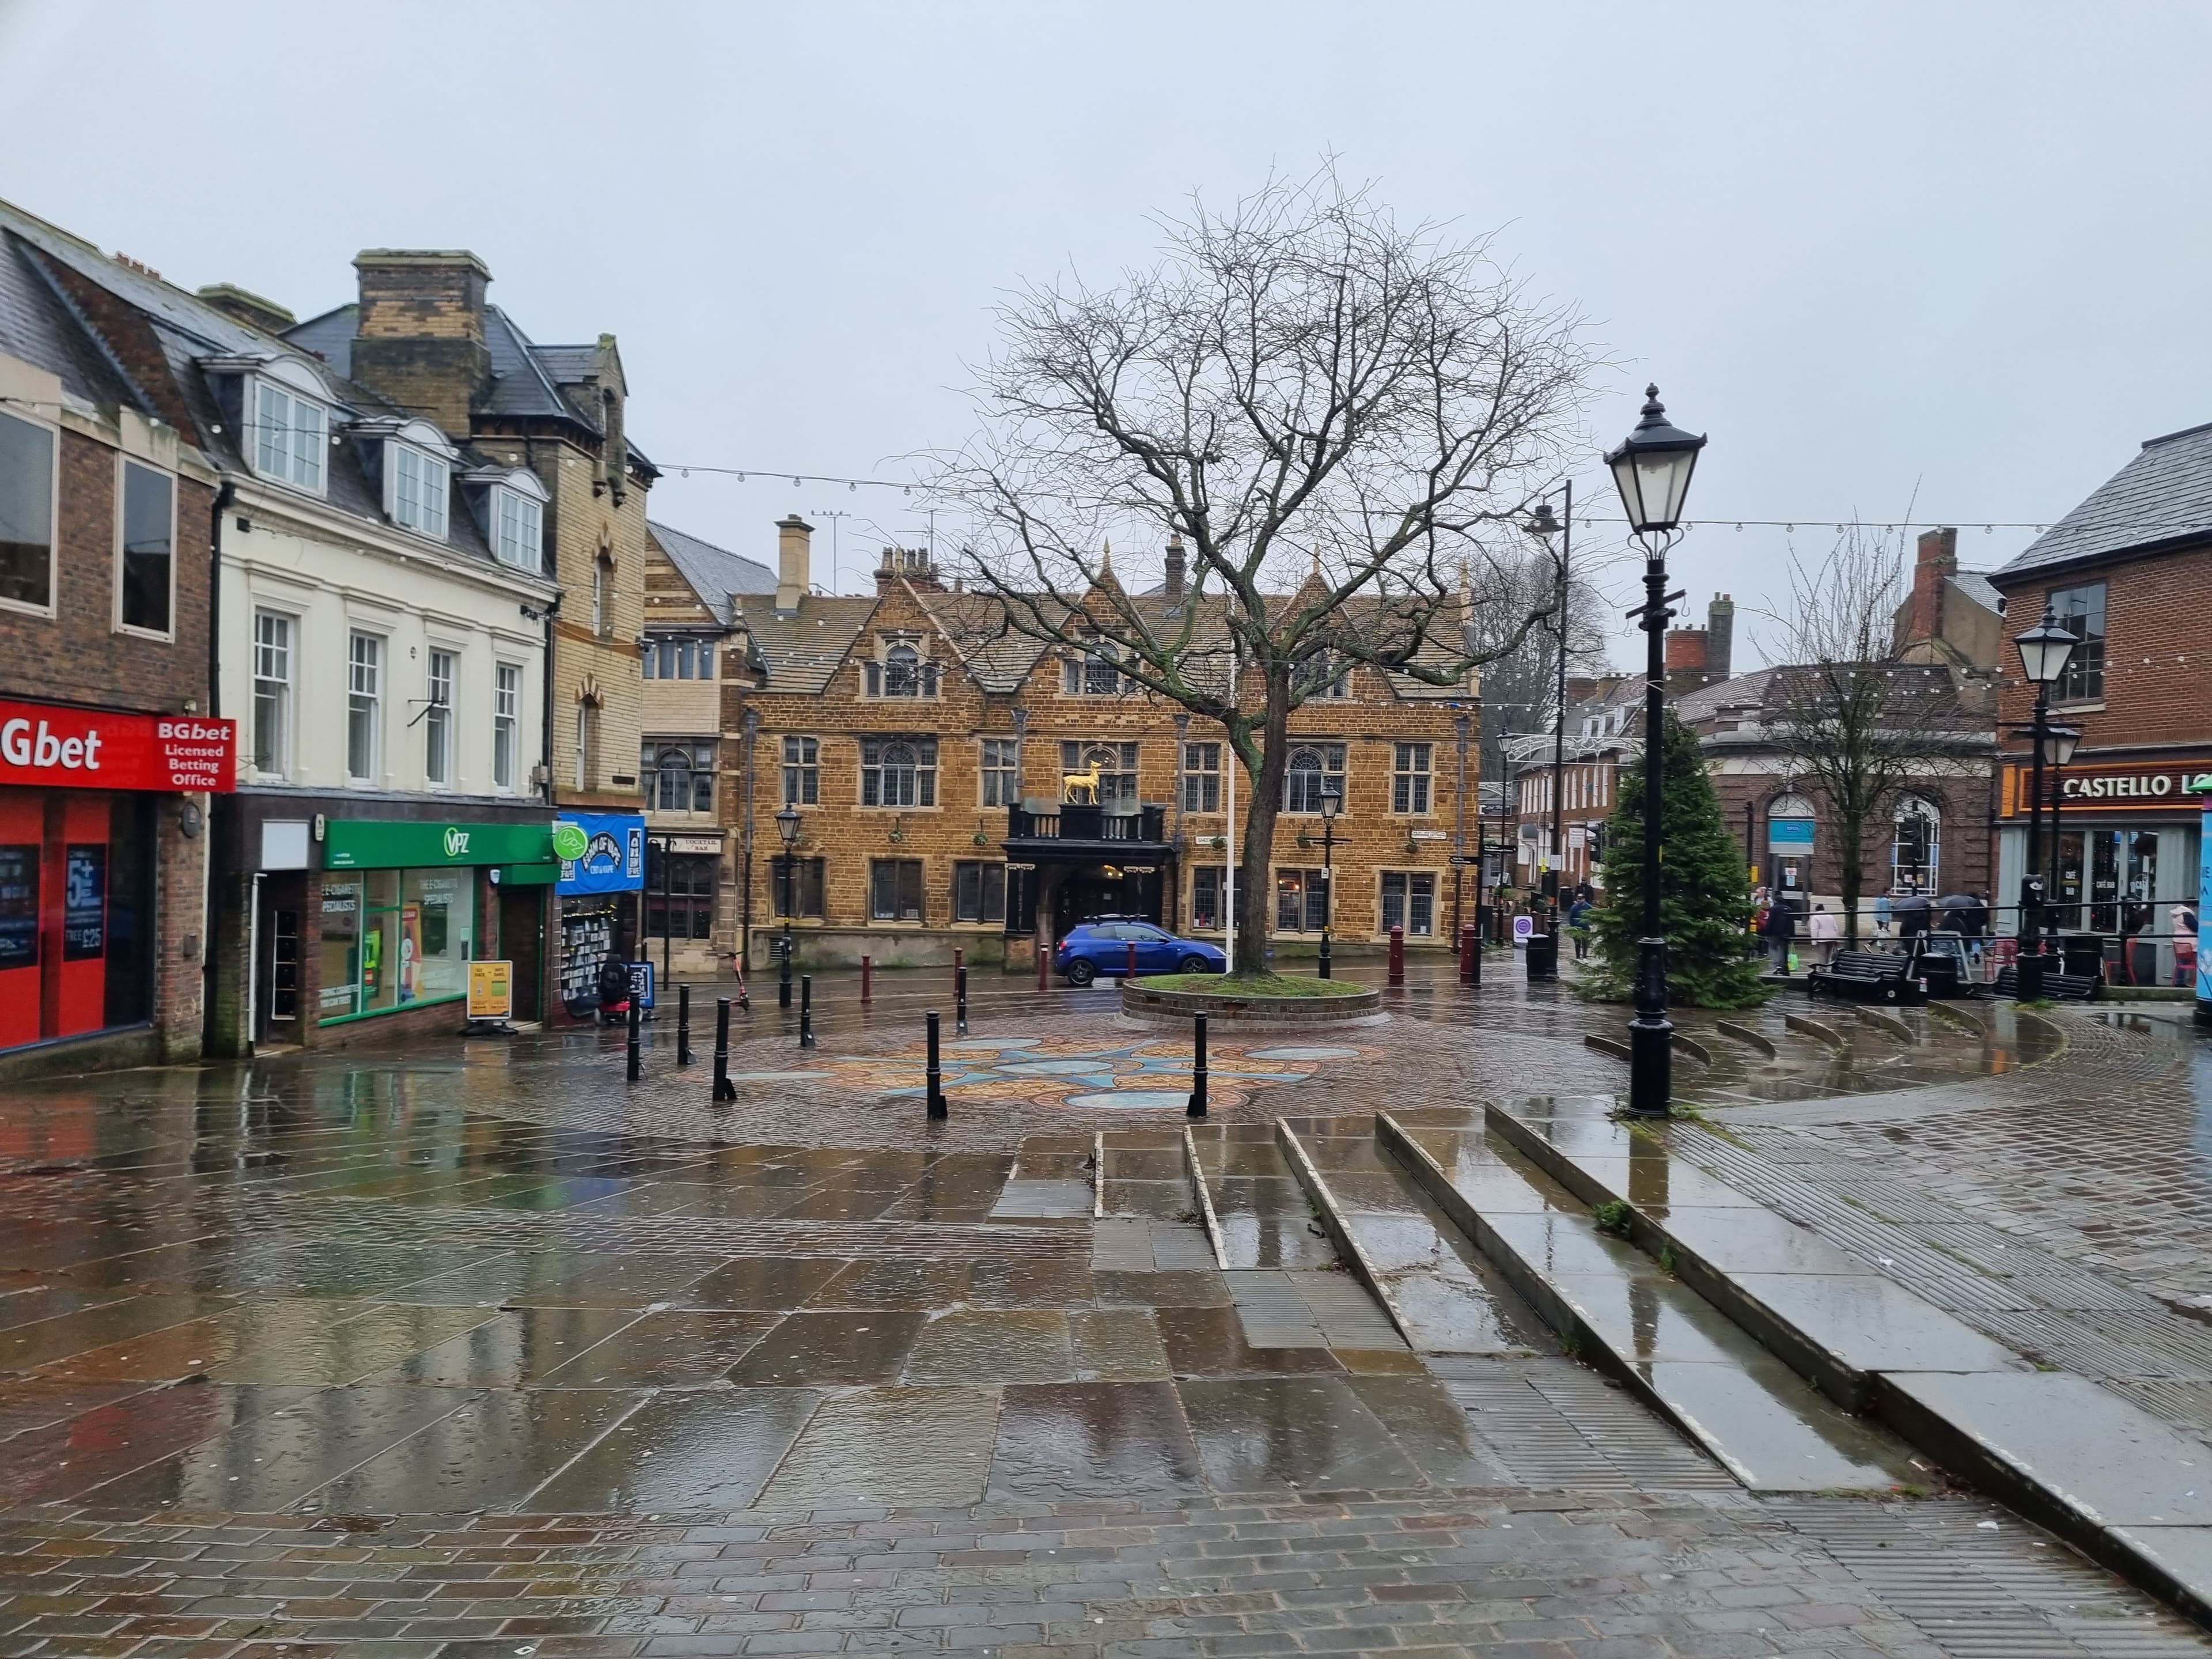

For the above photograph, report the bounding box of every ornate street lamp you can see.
[2012,609,2078,999]
[775,805,802,1007]
[1605,385,1707,1118]
[1317,781,1342,980]
[1526,493,1570,982]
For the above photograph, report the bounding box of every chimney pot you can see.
[1164,533,1187,603]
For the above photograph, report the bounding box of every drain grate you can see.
[1778,1498,2212,1658]
[1431,1356,1735,1490]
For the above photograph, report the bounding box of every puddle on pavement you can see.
[1176,1375,1420,1492]
[988,1380,1201,1497]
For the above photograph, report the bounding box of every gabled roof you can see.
[1952,570,2003,614]
[2000,420,2212,580]
[743,596,882,694]
[649,520,776,625]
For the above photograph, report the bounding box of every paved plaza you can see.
[2,963,2211,1656]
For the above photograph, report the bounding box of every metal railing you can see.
[1006,803,1169,843]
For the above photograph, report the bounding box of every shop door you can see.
[499,885,544,1022]
[0,789,139,1052]
[259,883,301,1042]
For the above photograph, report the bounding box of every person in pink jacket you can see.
[1809,903,1842,966]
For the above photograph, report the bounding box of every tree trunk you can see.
[1231,675,1293,976]
[1836,811,1864,948]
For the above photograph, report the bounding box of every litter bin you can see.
[1525,930,1558,981]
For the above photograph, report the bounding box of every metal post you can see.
[1125,940,1138,982]
[953,945,964,990]
[1388,925,1404,985]
[1319,822,1334,980]
[712,996,736,1101]
[1627,546,1675,1118]
[861,954,873,1005]
[1548,480,1572,935]
[778,928,793,1009]
[677,984,692,1066]
[1037,934,1050,990]
[626,991,642,1084]
[1453,711,1469,943]
[660,836,672,984]
[799,975,815,1048]
[956,965,968,1036]
[2018,688,2050,1000]
[926,1010,946,1119]
[1186,1010,1208,1118]
[1459,921,1476,985]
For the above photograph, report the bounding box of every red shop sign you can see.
[0,699,236,793]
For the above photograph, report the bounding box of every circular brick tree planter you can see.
[1120,980,1383,1031]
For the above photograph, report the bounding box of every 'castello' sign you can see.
[2001,757,2212,816]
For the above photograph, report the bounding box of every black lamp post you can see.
[774,804,801,1008]
[2011,609,2078,999]
[1528,492,1571,946]
[1605,385,1706,1119]
[1317,781,1342,979]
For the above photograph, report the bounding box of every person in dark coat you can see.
[596,957,631,1018]
[1894,887,1933,941]
[1762,892,1799,968]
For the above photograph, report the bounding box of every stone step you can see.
[1377,1109,1922,1495]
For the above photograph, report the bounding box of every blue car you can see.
[1055,918,1225,985]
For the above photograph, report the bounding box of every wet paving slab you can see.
[304,1386,641,1514]
[523,1388,820,1513]
[756,1385,999,1506]
[725,1310,928,1385]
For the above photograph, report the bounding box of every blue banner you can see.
[556,812,646,895]
[2197,801,2210,1006]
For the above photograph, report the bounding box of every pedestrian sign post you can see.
[628,960,656,1013]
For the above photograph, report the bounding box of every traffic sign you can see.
[1448,854,1479,866]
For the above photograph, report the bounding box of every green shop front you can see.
[317,818,558,1030]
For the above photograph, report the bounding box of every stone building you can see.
[1893,527,2006,671]
[1987,421,2212,982]
[0,206,232,1078]
[646,519,1486,971]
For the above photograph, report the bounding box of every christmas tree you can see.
[1584,711,1769,1009]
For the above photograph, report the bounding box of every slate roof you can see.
[2000,420,2212,580]
[743,596,882,694]
[0,233,140,409]
[1952,570,2002,615]
[649,520,777,625]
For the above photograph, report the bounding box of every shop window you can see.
[0,407,56,613]
[1392,743,1431,814]
[347,632,382,784]
[953,861,1006,925]
[870,858,925,922]
[1061,741,1139,806]
[424,650,456,787]
[646,848,719,941]
[1283,744,1346,814]
[1190,865,1231,930]
[783,736,820,805]
[2050,582,2105,703]
[861,737,936,808]
[1182,742,1221,813]
[1275,868,1330,933]
[1380,870,1436,937]
[0,843,36,972]
[980,737,1021,807]
[773,855,825,919]
[252,611,292,777]
[644,742,715,813]
[116,460,173,636]
[1890,796,1940,895]
[317,867,473,1022]
[493,663,521,791]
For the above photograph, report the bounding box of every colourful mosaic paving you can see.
[735,1034,1374,1110]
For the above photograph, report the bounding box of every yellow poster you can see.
[468,960,513,1020]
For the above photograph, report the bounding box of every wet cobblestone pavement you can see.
[2,963,2210,1654]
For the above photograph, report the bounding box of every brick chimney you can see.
[775,516,812,614]
[1163,533,1187,603]
[1706,593,1734,681]
[1909,527,1957,644]
[347,251,493,432]
[1665,626,1708,696]
[874,544,942,594]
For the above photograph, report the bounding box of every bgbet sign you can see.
[0,698,236,793]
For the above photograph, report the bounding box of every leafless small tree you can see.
[1761,524,1987,945]
[936,166,1596,974]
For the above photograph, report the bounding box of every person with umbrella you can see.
[1894,883,1933,943]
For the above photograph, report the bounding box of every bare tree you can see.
[1469,551,1612,781]
[1761,524,1990,945]
[937,167,1595,974]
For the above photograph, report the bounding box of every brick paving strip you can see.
[6,1488,2207,1657]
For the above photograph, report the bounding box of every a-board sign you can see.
[467,960,512,1020]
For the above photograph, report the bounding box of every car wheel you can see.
[1178,955,1210,974]
[1066,959,1096,986]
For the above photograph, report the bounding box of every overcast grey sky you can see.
[4,1,2207,665]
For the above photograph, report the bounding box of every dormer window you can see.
[253,379,325,493]
[493,486,541,569]
[392,444,448,539]
[863,638,938,698]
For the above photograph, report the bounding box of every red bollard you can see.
[1459,922,1476,984]
[1125,941,1139,981]
[861,955,873,1005]
[1389,925,1404,985]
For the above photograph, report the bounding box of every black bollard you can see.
[1187,1010,1209,1118]
[778,934,793,1009]
[800,975,816,1048]
[956,965,968,1036]
[926,1010,946,1119]
[712,997,736,1102]
[626,990,642,1083]
[677,984,693,1066]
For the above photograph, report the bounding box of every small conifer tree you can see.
[1583,711,1768,1009]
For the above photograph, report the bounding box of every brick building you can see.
[646,520,1485,971]
[1987,421,2212,982]
[0,207,233,1077]
[1505,675,1636,893]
